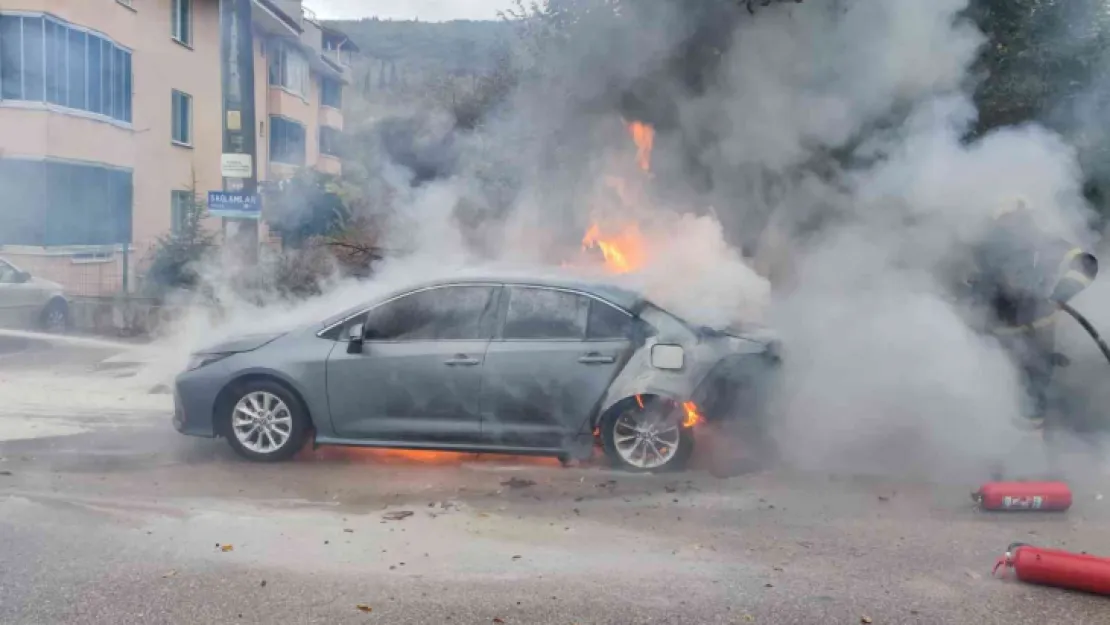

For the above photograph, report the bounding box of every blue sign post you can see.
[208,191,261,220]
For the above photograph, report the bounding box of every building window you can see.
[321,77,342,109]
[171,0,192,46]
[171,90,192,145]
[270,116,306,166]
[0,158,133,247]
[267,41,309,97]
[319,126,341,157]
[171,190,192,234]
[0,14,132,123]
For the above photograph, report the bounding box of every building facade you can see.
[0,0,354,295]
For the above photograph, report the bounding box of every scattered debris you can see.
[861,617,873,624]
[764,583,774,588]
[356,604,372,613]
[493,618,506,624]
[383,511,415,521]
[877,495,890,502]
[501,477,536,489]
[0,471,11,476]
[512,555,522,560]
[597,480,617,489]
[260,580,267,587]
[162,570,177,578]
[344,528,354,533]
[965,569,982,580]
[219,544,233,552]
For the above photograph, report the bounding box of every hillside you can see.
[324,18,512,77]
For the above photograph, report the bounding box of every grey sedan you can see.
[174,275,780,471]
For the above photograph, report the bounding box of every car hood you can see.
[29,276,64,293]
[195,332,287,355]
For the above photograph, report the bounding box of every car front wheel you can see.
[601,397,693,472]
[224,381,308,462]
[41,299,69,334]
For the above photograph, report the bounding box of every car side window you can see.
[0,261,14,284]
[364,286,496,341]
[586,300,636,340]
[502,287,589,340]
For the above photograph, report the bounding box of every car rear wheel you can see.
[601,398,693,472]
[224,381,308,462]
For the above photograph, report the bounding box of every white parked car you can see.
[0,257,69,333]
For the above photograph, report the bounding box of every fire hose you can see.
[1058,302,1110,366]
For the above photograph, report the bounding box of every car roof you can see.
[414,274,647,312]
[321,271,649,329]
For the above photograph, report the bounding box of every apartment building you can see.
[0,0,356,295]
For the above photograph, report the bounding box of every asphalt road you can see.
[1,339,1109,624]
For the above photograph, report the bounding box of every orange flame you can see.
[628,120,655,172]
[681,401,704,429]
[582,222,646,274]
[576,120,656,275]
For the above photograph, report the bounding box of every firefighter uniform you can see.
[966,201,1098,429]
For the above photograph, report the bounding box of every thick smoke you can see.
[162,0,1107,478]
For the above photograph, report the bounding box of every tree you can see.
[142,178,216,297]
[262,169,351,248]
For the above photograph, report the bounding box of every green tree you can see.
[142,181,216,297]
[262,169,351,248]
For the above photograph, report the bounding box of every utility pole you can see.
[219,0,259,264]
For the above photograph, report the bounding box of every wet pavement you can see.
[1,338,1109,623]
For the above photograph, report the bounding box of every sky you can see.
[304,0,510,22]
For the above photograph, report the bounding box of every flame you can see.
[582,222,647,274]
[576,120,655,275]
[681,401,704,429]
[635,394,645,409]
[296,446,556,466]
[628,120,655,172]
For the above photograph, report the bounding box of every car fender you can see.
[219,365,331,435]
[589,340,712,432]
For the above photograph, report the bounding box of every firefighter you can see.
[963,198,1098,432]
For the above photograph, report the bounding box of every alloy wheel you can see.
[44,308,67,333]
[232,391,294,454]
[613,407,681,469]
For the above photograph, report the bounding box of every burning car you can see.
[173,273,780,471]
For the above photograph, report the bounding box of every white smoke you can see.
[148,0,1107,478]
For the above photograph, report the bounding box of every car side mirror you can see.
[14,270,30,283]
[346,323,365,354]
[651,344,685,370]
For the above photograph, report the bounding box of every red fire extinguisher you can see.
[972,481,1072,511]
[994,542,1110,596]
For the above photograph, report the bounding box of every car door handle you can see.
[444,355,482,366]
[578,353,616,365]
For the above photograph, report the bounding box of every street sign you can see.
[220,153,253,178]
[208,191,261,220]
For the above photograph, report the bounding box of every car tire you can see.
[223,380,309,462]
[40,299,69,334]
[600,398,693,473]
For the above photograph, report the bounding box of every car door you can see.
[479,286,636,449]
[0,260,40,329]
[325,284,501,443]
